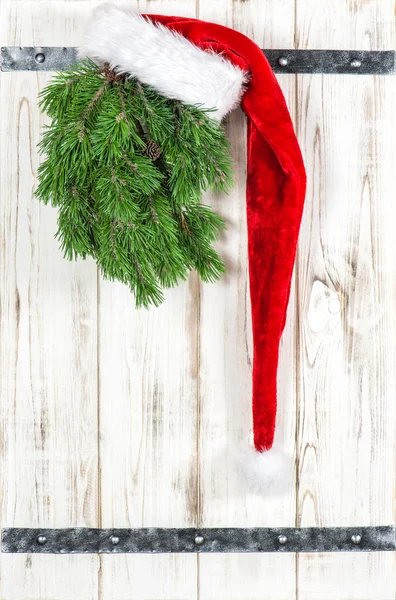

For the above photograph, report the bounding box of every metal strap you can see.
[1,47,78,72]
[1,47,395,74]
[2,526,395,554]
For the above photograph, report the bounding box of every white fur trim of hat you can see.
[81,3,248,121]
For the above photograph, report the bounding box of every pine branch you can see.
[35,59,233,308]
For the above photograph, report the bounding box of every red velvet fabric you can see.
[145,15,307,451]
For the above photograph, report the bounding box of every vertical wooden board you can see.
[297,553,396,600]
[295,0,396,597]
[98,2,199,600]
[0,1,99,599]
[197,1,298,599]
[98,281,199,600]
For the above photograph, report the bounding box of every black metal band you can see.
[1,47,394,74]
[1,47,78,72]
[2,526,395,554]
[265,49,395,74]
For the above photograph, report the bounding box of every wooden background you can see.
[0,0,395,598]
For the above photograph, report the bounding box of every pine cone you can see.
[144,140,162,161]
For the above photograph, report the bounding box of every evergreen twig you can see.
[35,59,233,308]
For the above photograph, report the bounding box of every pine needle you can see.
[35,60,233,308]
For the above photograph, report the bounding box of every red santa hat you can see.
[82,4,307,493]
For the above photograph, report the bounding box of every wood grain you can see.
[295,0,396,597]
[97,2,199,599]
[0,0,395,599]
[197,1,299,599]
[0,2,99,599]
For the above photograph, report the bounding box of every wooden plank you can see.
[197,1,298,599]
[0,1,99,599]
[295,0,396,597]
[97,2,199,599]
[2,2,395,600]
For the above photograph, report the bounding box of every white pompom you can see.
[237,446,291,495]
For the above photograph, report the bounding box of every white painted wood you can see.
[97,2,199,599]
[197,1,298,599]
[0,2,99,599]
[295,0,396,597]
[0,1,395,599]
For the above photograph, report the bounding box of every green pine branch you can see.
[35,59,233,308]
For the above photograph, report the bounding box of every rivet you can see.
[278,534,288,545]
[278,56,289,67]
[36,534,47,545]
[110,535,120,546]
[351,534,362,545]
[194,535,204,545]
[35,53,46,64]
[350,59,362,69]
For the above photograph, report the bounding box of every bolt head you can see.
[278,56,289,67]
[194,535,204,545]
[35,53,46,64]
[278,534,288,545]
[36,535,47,545]
[351,534,362,545]
[110,535,120,546]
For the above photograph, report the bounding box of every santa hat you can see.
[82,4,307,493]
